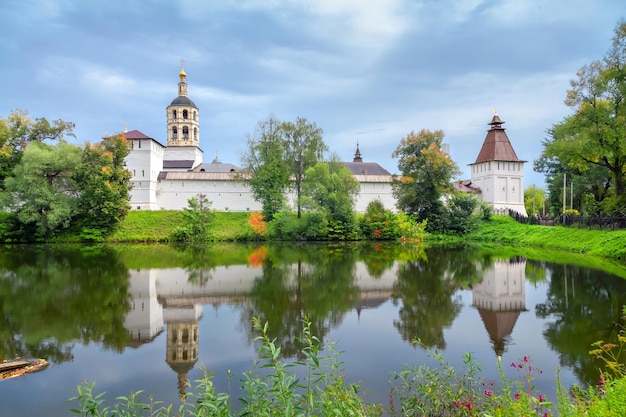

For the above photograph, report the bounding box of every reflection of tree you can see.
[359,242,400,277]
[0,245,130,362]
[242,243,360,359]
[392,247,485,349]
[535,263,626,385]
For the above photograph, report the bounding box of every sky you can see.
[1,0,625,187]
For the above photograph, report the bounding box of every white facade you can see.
[126,137,165,210]
[123,65,398,213]
[124,66,531,216]
[470,160,525,214]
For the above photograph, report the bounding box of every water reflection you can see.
[0,245,129,362]
[473,257,527,357]
[2,243,626,416]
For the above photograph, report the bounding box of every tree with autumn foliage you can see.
[72,134,132,239]
[392,129,461,231]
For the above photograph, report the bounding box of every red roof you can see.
[124,129,152,140]
[471,114,526,164]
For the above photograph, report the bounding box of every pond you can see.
[1,242,626,416]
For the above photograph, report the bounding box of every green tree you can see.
[73,134,132,239]
[444,192,481,234]
[3,141,82,240]
[282,117,327,218]
[242,116,328,220]
[392,129,460,231]
[301,155,360,237]
[0,109,75,189]
[241,117,290,221]
[524,185,547,216]
[537,21,626,212]
[171,194,216,243]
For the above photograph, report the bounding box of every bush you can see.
[170,195,216,243]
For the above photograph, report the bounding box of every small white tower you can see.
[469,113,527,216]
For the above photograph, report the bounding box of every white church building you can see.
[123,66,527,216]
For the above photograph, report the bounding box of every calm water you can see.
[1,242,626,416]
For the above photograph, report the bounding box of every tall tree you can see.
[241,117,290,221]
[73,134,132,236]
[524,185,547,216]
[241,116,327,220]
[537,21,626,212]
[301,155,360,226]
[0,109,75,189]
[281,117,327,218]
[3,141,82,239]
[392,129,460,229]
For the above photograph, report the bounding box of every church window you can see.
[183,126,189,139]
[194,127,198,140]
[138,141,141,149]
[172,110,177,120]
[182,328,189,343]
[193,111,197,120]
[172,126,178,139]
[142,170,145,177]
[183,110,188,119]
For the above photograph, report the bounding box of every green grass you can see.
[468,216,626,262]
[107,211,255,242]
[107,210,183,242]
[105,212,626,268]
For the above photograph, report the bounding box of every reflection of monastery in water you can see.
[472,257,527,357]
[123,257,528,397]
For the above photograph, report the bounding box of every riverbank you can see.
[105,211,626,263]
[466,215,626,262]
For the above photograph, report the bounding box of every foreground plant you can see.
[69,314,626,416]
[70,317,381,417]
[390,341,555,417]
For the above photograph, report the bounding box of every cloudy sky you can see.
[1,0,624,186]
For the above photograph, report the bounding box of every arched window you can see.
[183,126,189,139]
[172,126,178,139]
[194,127,198,140]
[193,111,197,120]
[183,110,188,119]
[172,110,177,120]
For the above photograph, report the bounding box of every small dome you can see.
[179,69,186,78]
[169,96,197,108]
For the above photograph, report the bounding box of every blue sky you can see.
[1,0,624,187]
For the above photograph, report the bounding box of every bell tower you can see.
[166,60,200,147]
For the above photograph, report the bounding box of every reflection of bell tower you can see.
[472,257,527,358]
[164,303,202,401]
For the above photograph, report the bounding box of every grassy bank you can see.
[106,211,255,242]
[106,211,626,263]
[467,215,626,262]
